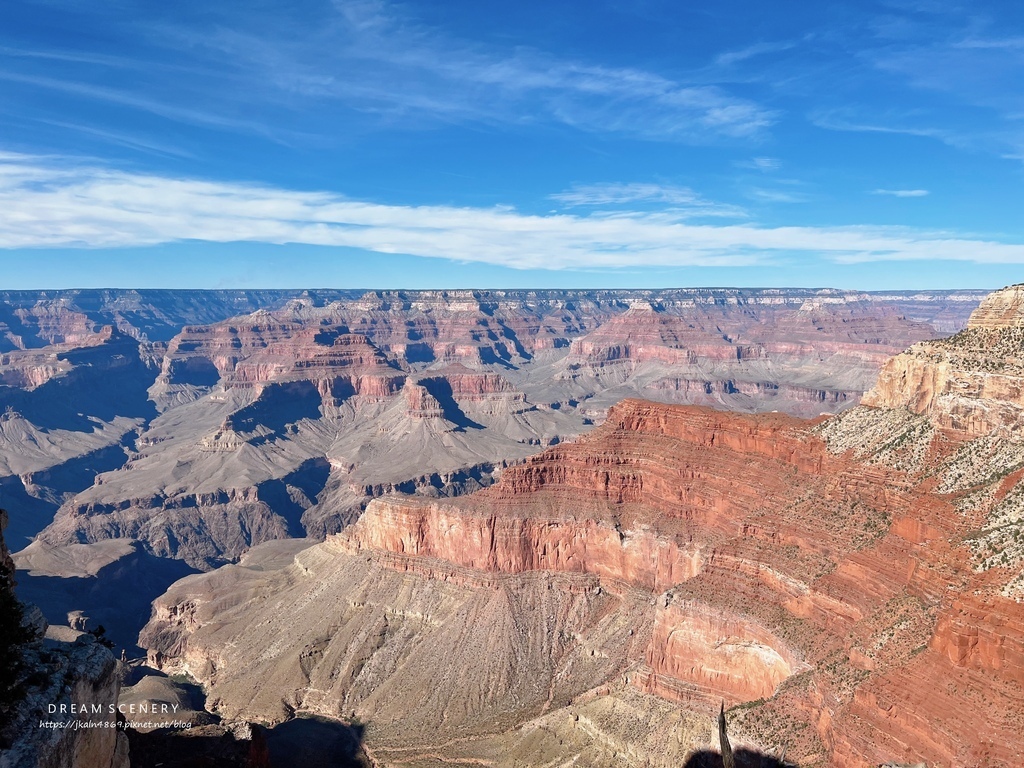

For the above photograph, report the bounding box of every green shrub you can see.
[0,560,35,721]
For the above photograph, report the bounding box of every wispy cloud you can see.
[0,45,136,68]
[871,33,1024,110]
[736,157,782,172]
[810,110,954,142]
[744,187,810,204]
[551,182,746,218]
[872,188,929,197]
[705,9,1024,166]
[21,118,195,159]
[715,41,797,67]
[247,0,781,141]
[848,21,1024,157]
[954,36,1024,50]
[2,153,1023,268]
[0,1,775,145]
[0,70,292,143]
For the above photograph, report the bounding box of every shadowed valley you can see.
[8,286,1024,767]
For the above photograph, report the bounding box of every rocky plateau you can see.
[2,285,1014,767]
[139,286,1024,767]
[2,289,978,582]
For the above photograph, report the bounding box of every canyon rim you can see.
[6,2,1024,764]
[0,285,1022,767]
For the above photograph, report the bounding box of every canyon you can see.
[4,285,1019,766]
[135,286,1024,766]
[3,288,978,583]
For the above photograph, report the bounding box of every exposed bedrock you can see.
[0,510,129,768]
[140,542,654,740]
[301,459,506,538]
[864,284,1024,434]
[930,595,1024,671]
[2,286,1010,766]
[339,496,702,592]
[0,289,354,349]
[13,538,197,653]
[39,355,576,569]
[3,287,982,579]
[0,635,130,768]
[639,599,808,706]
[38,458,329,570]
[143,365,1024,766]
[963,283,1024,330]
[553,295,962,418]
[645,375,855,408]
[149,288,983,419]
[127,401,890,760]
[830,594,1024,767]
[0,330,156,546]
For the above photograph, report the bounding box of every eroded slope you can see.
[141,286,1024,767]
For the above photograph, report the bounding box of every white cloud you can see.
[312,0,777,140]
[43,0,773,145]
[810,110,953,142]
[745,187,810,204]
[736,157,782,172]
[0,70,285,142]
[872,188,930,197]
[550,183,746,218]
[715,41,797,67]
[2,153,1024,268]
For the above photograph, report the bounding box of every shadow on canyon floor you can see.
[126,723,271,768]
[127,715,367,768]
[683,750,790,768]
[265,716,368,768]
[14,547,197,654]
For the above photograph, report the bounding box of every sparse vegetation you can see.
[88,624,116,649]
[815,407,934,474]
[937,434,1024,495]
[0,559,36,732]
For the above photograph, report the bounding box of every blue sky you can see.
[1,0,1024,289]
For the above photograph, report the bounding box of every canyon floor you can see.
[6,286,1023,766]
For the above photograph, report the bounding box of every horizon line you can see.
[0,285,1000,294]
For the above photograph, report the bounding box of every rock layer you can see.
[0,286,1005,766]
[864,283,1024,434]
[0,510,129,768]
[140,284,1024,766]
[3,287,980,569]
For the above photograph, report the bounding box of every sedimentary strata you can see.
[141,286,1024,766]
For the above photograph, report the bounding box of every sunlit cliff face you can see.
[8,287,1024,768]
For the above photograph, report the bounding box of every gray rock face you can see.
[4,287,984,569]
[0,288,986,681]
[0,635,130,768]
[0,510,129,768]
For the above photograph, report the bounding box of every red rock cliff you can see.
[863,284,1024,434]
[331,390,1024,766]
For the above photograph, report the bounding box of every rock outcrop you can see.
[963,284,1024,330]
[138,285,1024,767]
[864,283,1024,434]
[640,600,808,706]
[0,509,129,768]
[0,632,130,768]
[0,286,1000,765]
